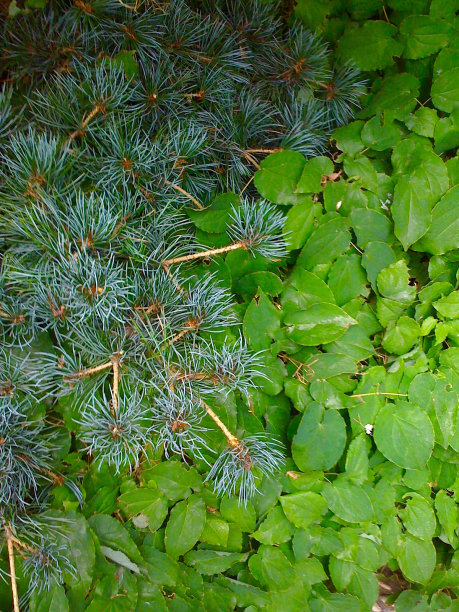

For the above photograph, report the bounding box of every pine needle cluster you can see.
[0,0,365,600]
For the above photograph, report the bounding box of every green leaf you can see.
[337,21,403,71]
[399,494,436,541]
[327,254,368,306]
[285,303,357,346]
[322,480,373,523]
[254,151,306,204]
[382,316,421,355]
[361,241,396,289]
[392,176,432,250]
[415,186,459,254]
[434,109,459,153]
[142,462,202,502]
[186,193,239,233]
[343,156,378,190]
[310,592,362,612]
[235,271,282,298]
[405,107,438,138]
[199,517,229,547]
[362,74,420,122]
[281,267,335,315]
[433,290,459,318]
[377,260,416,304]
[397,534,436,584]
[374,401,434,469]
[345,435,370,485]
[243,289,281,350]
[248,545,296,590]
[361,115,403,151]
[400,15,450,59]
[112,51,138,78]
[297,216,350,269]
[435,490,458,545]
[251,505,293,545]
[292,403,346,471]
[280,492,328,529]
[165,494,206,558]
[118,486,168,532]
[296,156,334,193]
[136,583,167,612]
[30,585,69,612]
[184,550,245,575]
[86,569,138,611]
[284,199,322,250]
[432,68,459,113]
[219,497,257,533]
[88,515,143,564]
[141,546,179,586]
[219,577,271,608]
[351,209,393,250]
[44,511,95,597]
[100,547,141,574]
[294,0,332,29]
[333,121,364,157]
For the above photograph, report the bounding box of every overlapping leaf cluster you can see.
[226,1,458,609]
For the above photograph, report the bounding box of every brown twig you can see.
[4,525,20,612]
[243,148,282,154]
[201,401,239,448]
[162,241,245,266]
[71,361,113,379]
[241,151,261,169]
[111,353,121,416]
[168,327,194,345]
[68,105,103,141]
[118,0,138,9]
[165,180,204,209]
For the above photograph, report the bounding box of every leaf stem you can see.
[350,392,408,398]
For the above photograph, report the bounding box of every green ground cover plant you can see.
[223,1,458,609]
[1,0,458,610]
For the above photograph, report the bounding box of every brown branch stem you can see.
[201,401,239,448]
[68,105,103,141]
[111,353,122,416]
[162,241,245,266]
[165,181,204,209]
[72,361,113,379]
[4,526,20,612]
[243,148,283,154]
[241,151,260,169]
[168,327,194,345]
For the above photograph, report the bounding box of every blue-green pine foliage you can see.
[0,0,364,600]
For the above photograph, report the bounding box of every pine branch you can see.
[201,400,239,448]
[162,241,245,265]
[4,525,20,612]
[164,180,204,209]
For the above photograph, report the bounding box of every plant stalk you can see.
[201,401,239,448]
[165,181,204,209]
[162,241,245,266]
[4,526,20,612]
